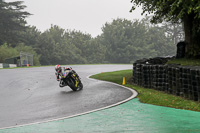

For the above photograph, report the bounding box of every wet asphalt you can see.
[0,65,133,128]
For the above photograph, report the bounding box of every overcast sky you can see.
[6,0,144,37]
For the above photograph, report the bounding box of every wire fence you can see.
[20,51,33,66]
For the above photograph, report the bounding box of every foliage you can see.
[161,22,184,45]
[28,25,107,65]
[101,19,146,63]
[0,0,179,65]
[15,44,41,66]
[0,43,18,62]
[0,18,177,65]
[21,26,41,47]
[34,25,90,65]
[130,0,200,23]
[130,0,200,58]
[85,36,107,64]
[0,43,40,65]
[64,30,91,64]
[35,25,67,65]
[101,18,175,63]
[0,0,30,46]
[146,25,176,57]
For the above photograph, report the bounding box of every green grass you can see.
[90,69,200,112]
[167,58,200,66]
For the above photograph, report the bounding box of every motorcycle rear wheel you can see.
[78,82,83,90]
[68,78,77,91]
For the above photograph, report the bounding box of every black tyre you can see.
[78,82,83,90]
[68,78,77,91]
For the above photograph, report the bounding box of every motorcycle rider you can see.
[55,64,83,90]
[55,65,71,81]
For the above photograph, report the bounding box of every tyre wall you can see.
[133,57,200,101]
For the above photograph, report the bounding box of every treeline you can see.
[0,1,181,65]
[0,18,179,65]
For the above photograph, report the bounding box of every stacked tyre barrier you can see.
[133,57,200,101]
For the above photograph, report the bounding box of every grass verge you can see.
[167,58,200,66]
[90,69,200,112]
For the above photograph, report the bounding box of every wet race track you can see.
[0,65,134,128]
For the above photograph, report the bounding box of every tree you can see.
[35,25,90,65]
[146,26,176,57]
[35,25,64,65]
[161,22,184,45]
[101,18,146,63]
[142,16,184,45]
[22,26,41,47]
[0,0,30,46]
[64,30,92,62]
[85,36,107,63]
[0,43,18,62]
[100,18,176,63]
[0,43,40,65]
[130,0,200,58]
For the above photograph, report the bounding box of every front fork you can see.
[59,78,66,87]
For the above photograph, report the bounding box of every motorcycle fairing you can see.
[62,70,70,78]
[71,73,79,87]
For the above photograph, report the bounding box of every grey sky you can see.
[6,0,143,37]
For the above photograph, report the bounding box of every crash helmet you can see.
[55,65,61,72]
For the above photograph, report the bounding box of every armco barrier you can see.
[3,63,9,68]
[133,57,200,101]
[0,63,17,68]
[9,64,17,68]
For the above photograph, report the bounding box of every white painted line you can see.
[0,73,138,130]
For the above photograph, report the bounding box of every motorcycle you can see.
[58,68,83,91]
